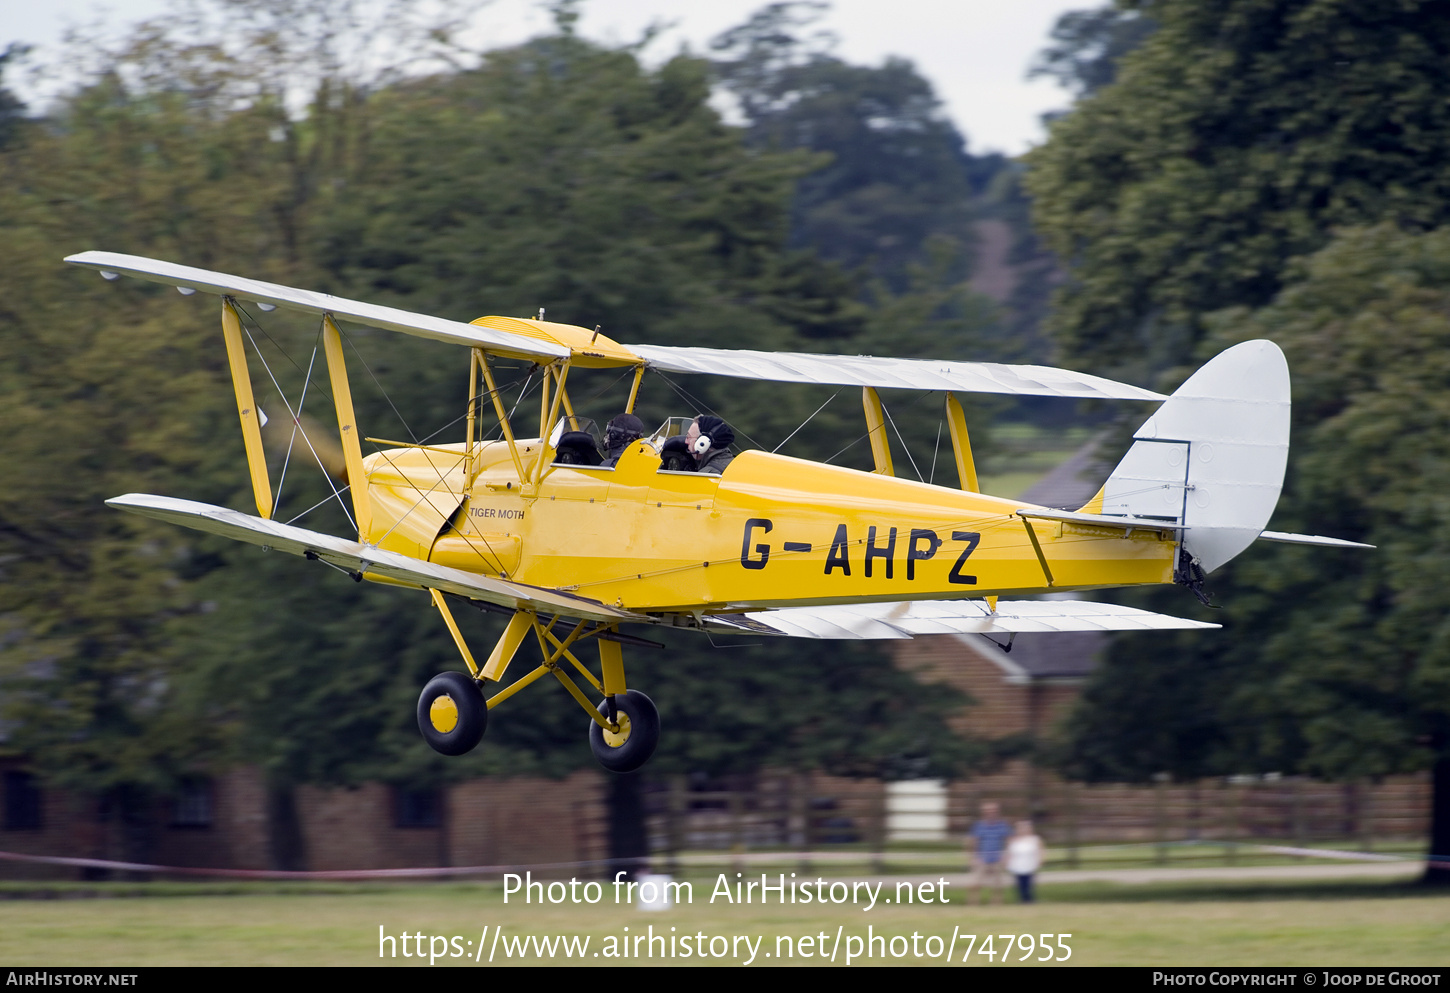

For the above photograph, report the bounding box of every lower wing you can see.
[706,599,1220,639]
[106,493,643,623]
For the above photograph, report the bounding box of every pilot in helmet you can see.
[686,415,734,475]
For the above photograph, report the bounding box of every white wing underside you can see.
[627,344,1167,402]
[708,599,1220,639]
[1258,530,1374,549]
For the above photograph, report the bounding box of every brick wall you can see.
[893,634,1083,740]
[0,765,609,879]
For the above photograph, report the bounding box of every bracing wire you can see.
[654,373,767,451]
[273,330,321,511]
[507,369,537,427]
[930,417,943,485]
[342,329,417,443]
[822,389,935,468]
[399,370,528,449]
[772,390,839,454]
[882,401,924,482]
[285,484,352,527]
[235,304,334,406]
[240,322,356,532]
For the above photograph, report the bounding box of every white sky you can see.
[1,0,1085,155]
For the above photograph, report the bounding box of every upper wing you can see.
[69,251,1166,399]
[107,493,643,623]
[626,344,1167,402]
[705,598,1219,639]
[65,251,569,362]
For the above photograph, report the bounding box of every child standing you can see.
[1007,819,1044,903]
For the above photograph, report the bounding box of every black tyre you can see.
[417,671,487,756]
[588,690,660,773]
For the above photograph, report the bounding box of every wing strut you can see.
[431,589,481,677]
[220,299,274,519]
[465,349,481,483]
[861,387,894,476]
[478,354,528,489]
[1020,518,1056,587]
[532,361,571,488]
[944,392,979,493]
[321,315,373,537]
[625,365,646,413]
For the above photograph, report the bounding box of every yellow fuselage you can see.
[361,439,1176,614]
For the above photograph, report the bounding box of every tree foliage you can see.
[712,3,999,295]
[1028,3,1450,881]
[1025,0,1450,380]
[1059,225,1450,878]
[1027,5,1157,99]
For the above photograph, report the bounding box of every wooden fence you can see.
[639,772,1432,862]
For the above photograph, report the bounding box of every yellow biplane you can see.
[68,251,1371,772]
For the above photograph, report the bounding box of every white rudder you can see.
[1093,340,1291,578]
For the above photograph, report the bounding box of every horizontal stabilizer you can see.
[1018,508,1189,532]
[627,344,1166,401]
[707,599,1219,639]
[107,493,642,623]
[1258,530,1375,549]
[66,252,569,362]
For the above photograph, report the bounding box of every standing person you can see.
[1007,819,1044,904]
[967,801,1012,905]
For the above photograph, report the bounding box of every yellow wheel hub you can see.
[603,713,632,748]
[429,694,459,734]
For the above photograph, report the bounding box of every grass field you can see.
[3,873,1446,967]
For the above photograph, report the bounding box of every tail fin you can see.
[1085,340,1290,575]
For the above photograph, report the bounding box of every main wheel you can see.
[588,690,660,773]
[417,671,487,756]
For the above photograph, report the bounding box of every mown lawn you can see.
[2,873,1446,967]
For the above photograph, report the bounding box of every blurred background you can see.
[0,0,1446,895]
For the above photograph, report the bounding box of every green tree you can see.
[0,66,316,859]
[0,0,469,864]
[1027,4,1157,99]
[1061,225,1450,883]
[1025,0,1450,382]
[0,44,29,150]
[1025,0,1450,883]
[711,3,994,294]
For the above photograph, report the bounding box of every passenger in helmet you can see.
[601,413,645,467]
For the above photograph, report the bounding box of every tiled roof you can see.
[1018,439,1110,511]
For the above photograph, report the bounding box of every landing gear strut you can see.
[417,594,660,771]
